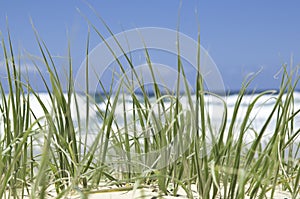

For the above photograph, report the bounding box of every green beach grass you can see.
[0,16,300,199]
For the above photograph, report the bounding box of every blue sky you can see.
[1,0,300,92]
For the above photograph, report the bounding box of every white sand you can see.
[68,184,297,199]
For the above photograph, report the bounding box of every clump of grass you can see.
[0,27,36,198]
[0,15,299,199]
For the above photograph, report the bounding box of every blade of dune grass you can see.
[83,27,90,158]
[194,23,210,198]
[100,81,122,168]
